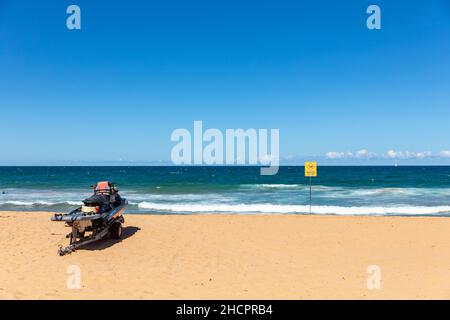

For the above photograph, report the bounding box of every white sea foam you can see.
[137,202,450,215]
[0,200,82,206]
[2,185,450,216]
[242,184,335,190]
[0,200,57,206]
[258,184,302,188]
[348,188,427,197]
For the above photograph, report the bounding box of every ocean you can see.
[0,166,450,216]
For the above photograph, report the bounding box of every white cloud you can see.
[325,149,450,160]
[409,151,432,159]
[386,150,403,159]
[355,149,377,159]
[385,150,433,159]
[326,149,375,159]
[326,151,351,159]
[438,150,450,158]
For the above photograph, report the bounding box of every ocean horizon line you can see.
[1,164,450,167]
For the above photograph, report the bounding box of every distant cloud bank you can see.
[325,149,450,160]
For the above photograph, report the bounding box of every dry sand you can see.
[1,211,450,299]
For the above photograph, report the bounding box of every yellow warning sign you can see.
[305,161,317,177]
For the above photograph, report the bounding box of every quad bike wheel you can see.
[110,221,122,239]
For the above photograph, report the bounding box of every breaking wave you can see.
[1,184,450,216]
[0,200,83,206]
[137,202,450,216]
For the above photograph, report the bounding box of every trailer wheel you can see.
[110,222,122,239]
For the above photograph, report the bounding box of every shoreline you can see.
[2,209,450,218]
[1,211,450,299]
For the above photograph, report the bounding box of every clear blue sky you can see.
[0,0,449,164]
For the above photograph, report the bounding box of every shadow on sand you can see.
[80,226,141,252]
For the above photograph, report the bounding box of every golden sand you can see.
[1,211,449,299]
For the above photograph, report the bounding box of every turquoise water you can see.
[1,166,450,215]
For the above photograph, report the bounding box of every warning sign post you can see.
[304,161,317,214]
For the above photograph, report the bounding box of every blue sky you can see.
[0,0,449,165]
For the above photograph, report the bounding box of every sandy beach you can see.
[1,211,450,299]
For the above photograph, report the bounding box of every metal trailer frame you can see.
[51,199,128,256]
